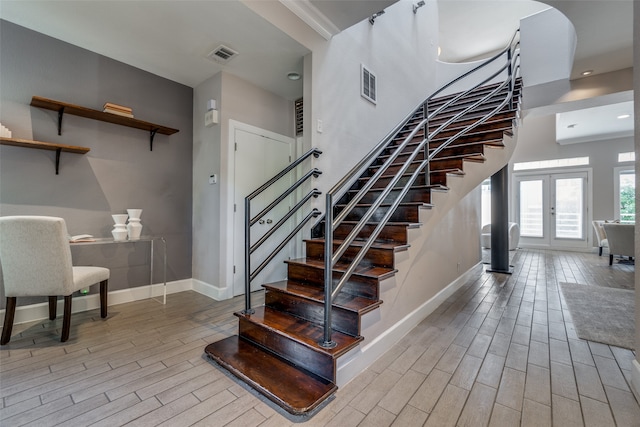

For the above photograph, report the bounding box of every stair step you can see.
[334,221,421,244]
[357,171,428,189]
[305,238,409,267]
[264,280,382,336]
[428,112,517,133]
[205,336,337,415]
[429,129,511,145]
[429,169,466,186]
[343,185,433,205]
[237,306,362,381]
[340,202,432,223]
[286,257,395,299]
[427,103,518,128]
[427,83,522,111]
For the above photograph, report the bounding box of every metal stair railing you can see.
[320,30,521,348]
[243,147,322,313]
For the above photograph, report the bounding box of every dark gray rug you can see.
[559,282,635,350]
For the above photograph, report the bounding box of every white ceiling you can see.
[0,0,397,101]
[437,0,634,80]
[0,0,634,110]
[437,0,550,63]
[0,1,313,100]
[556,101,635,145]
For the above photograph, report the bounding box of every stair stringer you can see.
[335,128,519,386]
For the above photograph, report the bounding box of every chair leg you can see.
[100,280,108,319]
[61,295,72,342]
[49,296,57,320]
[609,254,614,266]
[1,297,17,345]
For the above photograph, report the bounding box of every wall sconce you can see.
[369,10,385,25]
[205,99,219,127]
[413,1,425,14]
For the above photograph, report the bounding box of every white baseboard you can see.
[336,262,482,387]
[632,359,640,402]
[1,279,195,326]
[192,279,233,301]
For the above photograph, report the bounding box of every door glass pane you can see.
[481,179,491,226]
[619,171,635,223]
[520,180,543,237]
[555,178,583,239]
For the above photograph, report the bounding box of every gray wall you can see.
[192,71,295,296]
[0,21,193,307]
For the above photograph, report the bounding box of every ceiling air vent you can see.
[206,45,238,64]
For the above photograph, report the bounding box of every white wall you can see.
[308,0,440,197]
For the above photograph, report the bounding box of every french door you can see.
[515,171,589,248]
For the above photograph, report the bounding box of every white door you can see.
[233,128,293,296]
[515,171,589,249]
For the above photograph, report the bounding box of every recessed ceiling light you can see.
[287,72,301,81]
[567,124,577,128]
[617,114,631,119]
[581,70,593,76]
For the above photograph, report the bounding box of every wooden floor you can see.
[1,249,638,426]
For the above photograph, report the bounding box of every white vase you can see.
[111,214,128,241]
[127,209,143,240]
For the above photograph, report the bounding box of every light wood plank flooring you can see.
[1,249,638,426]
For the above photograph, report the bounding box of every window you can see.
[513,157,589,171]
[361,64,377,104]
[481,179,491,226]
[615,167,635,223]
[618,152,635,162]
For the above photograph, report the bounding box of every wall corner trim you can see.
[631,359,640,402]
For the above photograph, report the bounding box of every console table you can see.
[71,236,167,304]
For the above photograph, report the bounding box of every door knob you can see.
[259,220,265,225]
[266,219,273,224]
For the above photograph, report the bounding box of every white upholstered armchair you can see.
[591,220,609,256]
[0,216,110,344]
[481,222,520,250]
[602,223,635,266]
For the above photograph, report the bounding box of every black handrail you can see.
[243,147,322,313]
[320,30,521,348]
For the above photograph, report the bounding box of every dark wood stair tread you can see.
[264,280,383,314]
[340,220,422,229]
[336,201,433,209]
[236,306,362,358]
[286,257,397,280]
[204,336,337,415]
[305,238,410,252]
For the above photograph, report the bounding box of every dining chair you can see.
[0,216,110,344]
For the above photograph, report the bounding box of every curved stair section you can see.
[205,51,522,416]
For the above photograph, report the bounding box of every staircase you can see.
[205,36,522,416]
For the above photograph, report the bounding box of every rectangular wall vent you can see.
[206,45,239,63]
[361,64,377,104]
[295,98,303,136]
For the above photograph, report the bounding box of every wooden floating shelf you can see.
[0,136,90,174]
[30,96,179,150]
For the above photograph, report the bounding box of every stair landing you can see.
[204,336,337,415]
